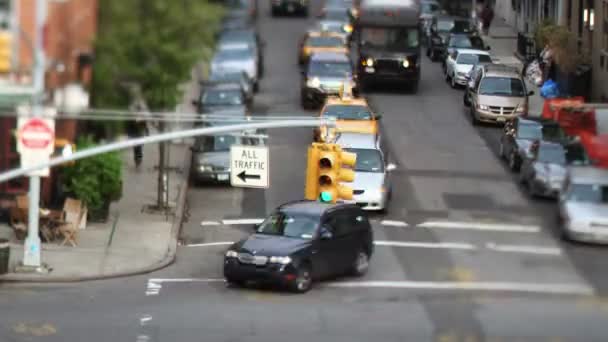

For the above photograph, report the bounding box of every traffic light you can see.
[305,143,357,203]
[0,31,12,73]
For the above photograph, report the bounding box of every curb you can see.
[0,145,192,283]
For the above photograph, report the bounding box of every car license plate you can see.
[365,67,375,73]
[287,4,294,12]
[217,174,229,181]
[496,117,506,123]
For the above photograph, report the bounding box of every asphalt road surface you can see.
[3,1,608,341]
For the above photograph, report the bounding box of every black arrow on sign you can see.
[237,171,261,182]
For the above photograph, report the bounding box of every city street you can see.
[2,0,608,341]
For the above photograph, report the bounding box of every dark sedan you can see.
[426,16,475,61]
[224,201,374,293]
[518,141,568,198]
[500,118,567,171]
[192,83,247,114]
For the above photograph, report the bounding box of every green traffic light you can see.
[319,191,333,202]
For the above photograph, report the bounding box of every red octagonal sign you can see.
[19,118,54,149]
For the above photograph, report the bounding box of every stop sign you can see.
[19,118,55,149]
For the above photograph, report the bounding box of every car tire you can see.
[225,278,246,288]
[499,141,506,159]
[450,73,457,88]
[463,92,470,106]
[351,250,370,277]
[508,152,520,171]
[470,107,479,126]
[426,47,431,57]
[290,263,313,293]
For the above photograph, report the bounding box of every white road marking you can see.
[139,315,152,325]
[380,220,408,227]
[221,218,264,225]
[200,221,220,226]
[485,242,562,256]
[417,220,541,233]
[374,240,476,250]
[148,278,225,283]
[184,242,234,247]
[326,281,594,295]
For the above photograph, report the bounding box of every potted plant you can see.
[62,136,123,222]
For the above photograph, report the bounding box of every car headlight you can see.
[364,58,374,67]
[402,59,410,68]
[306,77,321,88]
[269,256,292,264]
[199,165,213,172]
[225,250,238,258]
[343,24,353,33]
[515,103,527,113]
[477,104,490,111]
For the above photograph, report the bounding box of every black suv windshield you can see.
[322,105,372,120]
[361,27,419,51]
[202,89,243,106]
[479,77,525,97]
[345,148,384,172]
[257,211,319,239]
[308,60,351,77]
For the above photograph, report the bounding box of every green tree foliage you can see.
[62,136,123,219]
[91,0,223,129]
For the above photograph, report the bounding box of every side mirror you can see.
[528,90,535,96]
[191,99,200,107]
[320,226,333,240]
[486,46,491,51]
[386,163,397,172]
[375,114,382,120]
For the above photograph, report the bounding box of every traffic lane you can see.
[465,97,608,294]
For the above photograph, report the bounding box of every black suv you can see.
[224,201,374,293]
[426,15,475,61]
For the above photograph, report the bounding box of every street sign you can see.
[16,107,56,177]
[230,145,269,188]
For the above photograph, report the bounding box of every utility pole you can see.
[22,0,47,270]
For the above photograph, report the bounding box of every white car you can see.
[445,48,492,89]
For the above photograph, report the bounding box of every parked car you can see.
[464,64,534,125]
[218,28,265,77]
[298,31,348,65]
[271,0,309,16]
[499,117,568,171]
[225,0,257,21]
[210,47,260,91]
[426,15,475,61]
[207,70,255,104]
[335,132,395,212]
[444,48,491,88]
[193,82,247,114]
[420,0,443,44]
[518,141,568,198]
[221,11,254,31]
[300,52,356,109]
[190,129,265,185]
[441,33,488,70]
[224,201,374,292]
[558,166,608,243]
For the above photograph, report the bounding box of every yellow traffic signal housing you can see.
[0,31,12,73]
[304,143,357,203]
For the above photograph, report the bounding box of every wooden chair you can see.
[9,195,29,240]
[57,198,86,247]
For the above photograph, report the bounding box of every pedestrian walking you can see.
[480,3,494,36]
[127,101,150,169]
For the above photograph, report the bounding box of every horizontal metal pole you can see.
[0,119,335,184]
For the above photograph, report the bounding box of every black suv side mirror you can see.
[320,226,333,240]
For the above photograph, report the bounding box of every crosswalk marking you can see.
[417,220,541,233]
[485,242,562,256]
[221,218,265,225]
[380,220,409,227]
[374,240,475,250]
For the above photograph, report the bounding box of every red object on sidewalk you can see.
[541,97,597,137]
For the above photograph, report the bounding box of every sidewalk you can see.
[481,17,545,117]
[0,141,191,282]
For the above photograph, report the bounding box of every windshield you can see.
[567,183,608,203]
[345,148,384,172]
[307,36,344,47]
[565,144,591,165]
[204,135,237,152]
[256,212,318,239]
[360,27,419,51]
[456,54,491,65]
[202,89,243,106]
[323,104,372,120]
[323,8,349,21]
[215,49,253,61]
[422,2,441,14]
[537,145,566,164]
[308,60,351,77]
[449,35,484,49]
[317,21,344,34]
[517,123,542,140]
[478,77,526,97]
[209,72,243,83]
[437,20,471,33]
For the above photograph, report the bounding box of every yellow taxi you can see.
[298,31,348,65]
[314,85,379,142]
